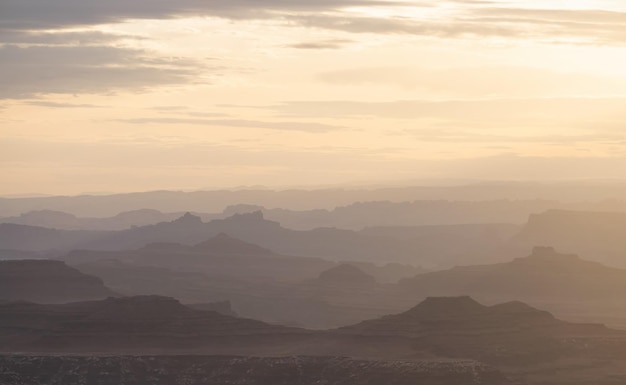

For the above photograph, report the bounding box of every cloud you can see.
[398,129,626,145]
[115,117,343,132]
[315,66,626,97]
[290,13,524,38]
[0,44,208,98]
[0,0,402,31]
[23,101,106,108]
[0,30,138,45]
[1,0,625,45]
[267,97,626,123]
[287,39,355,50]
[467,7,626,44]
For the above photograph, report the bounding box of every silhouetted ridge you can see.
[171,212,203,225]
[113,209,164,220]
[186,301,238,317]
[513,246,581,264]
[227,210,265,222]
[339,297,562,338]
[405,296,485,318]
[143,242,188,251]
[490,301,554,318]
[0,295,303,352]
[316,264,376,286]
[0,259,117,303]
[193,233,274,255]
[87,295,190,320]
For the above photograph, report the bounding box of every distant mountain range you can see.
[0,209,184,231]
[64,233,340,282]
[66,245,626,330]
[5,233,626,329]
[3,182,626,217]
[0,211,520,268]
[4,200,626,232]
[7,207,626,271]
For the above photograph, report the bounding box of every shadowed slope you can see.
[0,260,117,303]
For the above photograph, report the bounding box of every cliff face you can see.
[0,355,508,385]
[0,259,117,303]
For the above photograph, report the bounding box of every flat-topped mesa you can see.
[407,297,555,322]
[405,296,485,318]
[513,246,581,264]
[338,296,564,338]
[193,233,274,255]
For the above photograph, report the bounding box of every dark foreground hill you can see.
[2,296,626,383]
[2,295,624,362]
[0,296,303,354]
[339,296,626,365]
[0,355,507,385]
[0,259,117,303]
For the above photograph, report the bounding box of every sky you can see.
[2,0,626,195]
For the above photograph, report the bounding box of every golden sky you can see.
[2,0,626,195]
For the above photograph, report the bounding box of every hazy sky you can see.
[2,0,626,195]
